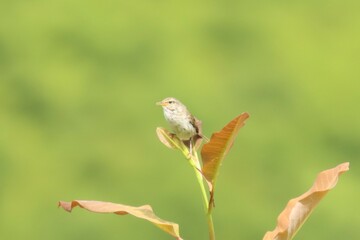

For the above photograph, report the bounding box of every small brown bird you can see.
[157,97,205,154]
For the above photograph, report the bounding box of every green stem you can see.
[189,151,216,240]
[162,132,216,239]
[207,213,215,240]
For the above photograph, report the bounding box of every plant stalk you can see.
[190,151,215,240]
[160,132,216,239]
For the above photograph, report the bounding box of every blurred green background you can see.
[0,0,359,239]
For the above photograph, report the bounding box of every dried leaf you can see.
[156,127,182,150]
[201,113,249,208]
[263,162,350,240]
[59,200,183,240]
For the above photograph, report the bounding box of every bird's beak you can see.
[156,101,166,106]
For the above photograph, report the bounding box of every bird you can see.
[156,97,205,155]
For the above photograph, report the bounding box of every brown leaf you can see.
[157,124,203,152]
[201,113,249,208]
[156,127,182,150]
[59,200,183,240]
[263,162,350,240]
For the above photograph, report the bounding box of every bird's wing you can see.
[190,116,209,149]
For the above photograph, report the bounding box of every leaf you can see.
[201,113,249,208]
[263,162,350,240]
[58,200,183,240]
[201,113,249,182]
[156,127,182,150]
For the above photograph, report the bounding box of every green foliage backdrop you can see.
[0,1,359,239]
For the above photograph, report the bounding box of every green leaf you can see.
[201,113,249,208]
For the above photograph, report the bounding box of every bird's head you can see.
[156,97,182,111]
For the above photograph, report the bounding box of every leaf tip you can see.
[242,112,250,119]
[58,201,72,212]
[338,162,350,172]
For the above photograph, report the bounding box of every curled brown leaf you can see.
[59,200,183,240]
[263,162,350,240]
[156,127,182,150]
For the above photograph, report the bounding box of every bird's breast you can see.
[163,110,196,140]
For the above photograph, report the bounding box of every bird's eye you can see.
[168,101,174,104]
